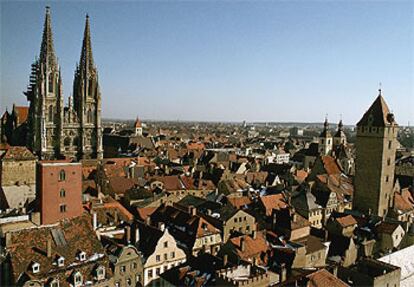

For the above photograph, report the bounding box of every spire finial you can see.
[378,82,382,96]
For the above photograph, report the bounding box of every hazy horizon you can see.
[1,1,413,125]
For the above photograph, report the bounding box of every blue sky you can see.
[1,1,413,125]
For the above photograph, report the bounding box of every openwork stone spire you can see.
[79,14,95,75]
[40,6,57,68]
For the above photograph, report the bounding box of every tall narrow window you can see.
[59,170,66,181]
[48,73,54,93]
[48,105,54,122]
[60,189,66,198]
[87,109,92,123]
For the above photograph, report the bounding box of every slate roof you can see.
[357,95,397,127]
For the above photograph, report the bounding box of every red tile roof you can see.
[260,194,288,216]
[14,106,29,124]
[136,207,157,221]
[227,196,252,209]
[0,146,36,160]
[306,269,349,287]
[336,215,357,228]
[6,215,111,285]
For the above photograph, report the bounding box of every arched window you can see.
[48,105,54,122]
[48,73,54,93]
[60,189,66,198]
[64,137,71,146]
[59,170,65,181]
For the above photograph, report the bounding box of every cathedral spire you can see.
[79,14,95,74]
[40,6,57,68]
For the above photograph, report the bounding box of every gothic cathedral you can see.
[25,7,103,160]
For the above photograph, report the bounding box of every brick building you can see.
[38,161,83,224]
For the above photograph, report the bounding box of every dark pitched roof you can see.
[357,95,397,127]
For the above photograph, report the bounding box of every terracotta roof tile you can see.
[306,269,349,287]
[336,215,357,227]
[260,194,288,216]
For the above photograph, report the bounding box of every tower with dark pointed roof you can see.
[333,119,347,147]
[25,6,64,159]
[318,117,333,156]
[72,14,103,159]
[353,89,398,217]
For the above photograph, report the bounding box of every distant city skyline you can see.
[1,1,413,125]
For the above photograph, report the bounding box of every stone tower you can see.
[25,6,64,159]
[318,117,333,155]
[72,14,103,159]
[25,8,102,160]
[353,90,398,217]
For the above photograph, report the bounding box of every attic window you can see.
[32,262,40,273]
[50,279,59,287]
[57,256,65,267]
[74,272,83,287]
[78,251,87,261]
[96,266,105,280]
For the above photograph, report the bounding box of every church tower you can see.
[353,90,398,217]
[25,7,63,159]
[318,117,333,155]
[333,119,347,147]
[72,15,103,159]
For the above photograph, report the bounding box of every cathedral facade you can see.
[24,7,103,160]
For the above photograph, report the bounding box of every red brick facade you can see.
[38,161,83,224]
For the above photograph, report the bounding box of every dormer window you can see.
[96,265,106,281]
[73,271,83,287]
[78,251,87,261]
[32,262,40,273]
[57,256,65,267]
[49,279,59,287]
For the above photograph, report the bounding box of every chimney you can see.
[158,222,165,232]
[189,205,196,216]
[92,212,98,230]
[280,263,287,282]
[252,230,257,239]
[5,232,12,247]
[47,238,52,258]
[135,226,140,243]
[292,213,297,223]
[240,237,246,252]
[114,211,119,223]
[332,264,338,277]
[223,254,228,266]
[125,225,131,244]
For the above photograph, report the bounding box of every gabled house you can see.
[134,222,187,286]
